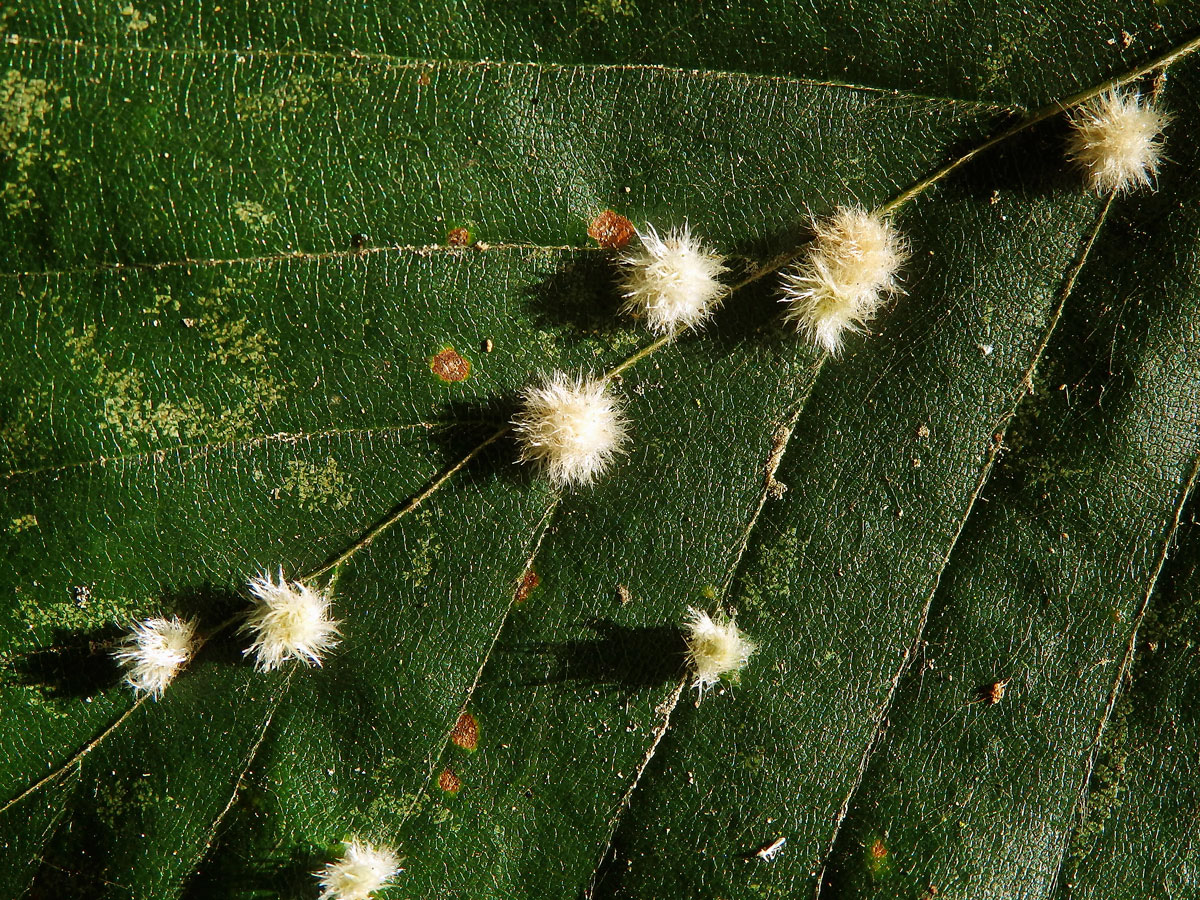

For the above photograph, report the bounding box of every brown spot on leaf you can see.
[450,712,478,751]
[514,569,540,603]
[982,679,1010,705]
[437,768,462,794]
[588,209,636,249]
[446,227,471,246]
[417,72,431,87]
[431,347,470,382]
[870,839,888,860]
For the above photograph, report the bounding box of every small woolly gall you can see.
[113,615,198,698]
[683,606,756,697]
[241,569,341,672]
[1067,89,1168,194]
[780,206,906,354]
[315,840,402,900]
[511,371,630,489]
[619,224,730,335]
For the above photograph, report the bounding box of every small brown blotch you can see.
[437,768,462,794]
[482,338,494,353]
[917,424,931,439]
[431,346,471,382]
[450,712,478,752]
[870,839,887,861]
[417,71,431,87]
[616,584,632,606]
[514,569,540,603]
[350,232,370,250]
[588,209,636,249]
[446,226,471,247]
[982,679,1010,705]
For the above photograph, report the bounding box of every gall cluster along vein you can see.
[99,80,1171,900]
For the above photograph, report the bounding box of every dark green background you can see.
[2,4,1198,898]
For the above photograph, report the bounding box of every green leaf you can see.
[1060,509,1200,900]
[3,6,1199,900]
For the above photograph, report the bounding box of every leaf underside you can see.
[2,4,1199,900]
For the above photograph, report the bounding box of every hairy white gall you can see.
[1067,89,1168,194]
[512,371,630,489]
[113,615,198,698]
[316,840,402,900]
[780,207,905,354]
[619,224,729,335]
[684,606,756,697]
[242,569,341,672]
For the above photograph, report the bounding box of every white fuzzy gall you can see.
[780,207,905,354]
[316,840,402,900]
[512,371,630,489]
[684,606,756,697]
[242,569,341,672]
[1067,89,1168,195]
[113,615,198,698]
[619,224,730,335]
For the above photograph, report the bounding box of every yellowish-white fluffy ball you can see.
[316,840,401,900]
[620,224,729,335]
[780,207,905,354]
[683,606,756,697]
[113,615,198,698]
[1067,89,1168,195]
[512,372,630,489]
[242,569,341,672]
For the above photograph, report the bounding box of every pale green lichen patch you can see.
[119,4,156,32]
[95,772,157,831]
[367,760,455,828]
[278,457,354,512]
[736,525,798,616]
[8,512,37,533]
[15,584,147,637]
[61,277,286,449]
[233,199,278,230]
[0,69,73,218]
[66,323,206,444]
[235,73,331,121]
[408,509,441,587]
[580,0,637,22]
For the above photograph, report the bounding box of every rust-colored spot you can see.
[417,71,431,87]
[446,226,471,246]
[982,679,1010,705]
[437,768,462,794]
[514,569,540,603]
[588,209,636,249]
[870,839,888,860]
[450,712,478,752]
[431,346,470,382]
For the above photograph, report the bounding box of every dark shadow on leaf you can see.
[525,252,626,335]
[3,584,244,698]
[162,583,246,628]
[508,618,688,689]
[430,395,528,485]
[182,839,327,900]
[944,111,1079,202]
[4,624,124,699]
